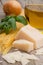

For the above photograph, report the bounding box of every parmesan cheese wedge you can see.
[13,39,34,52]
[15,25,43,49]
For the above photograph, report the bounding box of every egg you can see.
[3,0,22,15]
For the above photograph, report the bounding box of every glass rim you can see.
[25,4,43,13]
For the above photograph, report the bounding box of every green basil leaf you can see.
[0,15,27,34]
[3,23,11,34]
[8,18,16,30]
[15,16,27,25]
[1,16,12,22]
[0,22,5,29]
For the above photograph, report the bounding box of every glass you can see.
[25,0,43,29]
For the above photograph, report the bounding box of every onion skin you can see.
[3,1,22,15]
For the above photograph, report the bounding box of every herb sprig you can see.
[0,15,27,34]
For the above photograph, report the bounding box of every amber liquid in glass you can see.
[25,5,43,29]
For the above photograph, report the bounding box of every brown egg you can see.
[3,0,22,15]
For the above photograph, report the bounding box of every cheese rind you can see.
[15,25,43,49]
[13,39,34,52]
